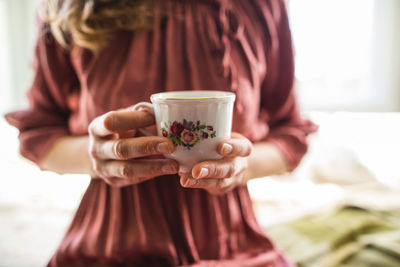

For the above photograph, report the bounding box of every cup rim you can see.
[150,90,236,103]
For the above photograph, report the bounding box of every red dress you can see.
[6,0,317,266]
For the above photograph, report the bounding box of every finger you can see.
[89,109,155,137]
[103,177,137,188]
[181,176,233,195]
[180,172,220,189]
[92,136,174,160]
[191,158,235,179]
[97,159,179,181]
[179,173,191,187]
[218,134,252,157]
[104,109,155,133]
[118,129,137,138]
[230,132,245,139]
[182,176,220,188]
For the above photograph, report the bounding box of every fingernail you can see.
[162,164,176,173]
[157,142,170,154]
[197,168,209,179]
[221,143,233,155]
[185,178,197,187]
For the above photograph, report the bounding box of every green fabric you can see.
[266,206,400,267]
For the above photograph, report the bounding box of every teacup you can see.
[133,90,236,173]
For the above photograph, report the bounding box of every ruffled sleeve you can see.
[5,24,78,165]
[260,0,318,171]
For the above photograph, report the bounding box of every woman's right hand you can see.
[88,108,179,187]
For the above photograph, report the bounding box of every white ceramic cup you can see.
[133,91,236,173]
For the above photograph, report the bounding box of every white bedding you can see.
[250,112,400,227]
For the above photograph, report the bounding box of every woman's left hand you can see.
[180,132,252,195]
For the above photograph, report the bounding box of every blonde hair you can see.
[41,0,155,51]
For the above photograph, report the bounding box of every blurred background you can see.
[1,0,400,266]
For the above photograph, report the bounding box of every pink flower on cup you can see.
[180,129,198,145]
[170,121,184,137]
[161,119,216,150]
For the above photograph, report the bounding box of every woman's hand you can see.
[88,108,179,187]
[179,132,252,195]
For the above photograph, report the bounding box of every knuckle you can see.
[232,144,242,155]
[88,145,97,159]
[207,164,218,177]
[245,141,253,156]
[152,164,163,174]
[103,111,117,130]
[234,144,245,156]
[150,163,166,176]
[226,168,235,178]
[137,142,149,155]
[211,164,231,178]
[93,162,102,175]
[140,141,157,155]
[121,164,135,178]
[89,140,101,159]
[216,167,227,178]
[226,163,236,177]
[114,140,129,159]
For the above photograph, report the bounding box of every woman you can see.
[6,0,317,266]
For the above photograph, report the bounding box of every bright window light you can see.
[289,0,375,111]
[0,1,12,114]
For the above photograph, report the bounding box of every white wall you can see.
[0,0,42,113]
[0,0,12,113]
[289,0,400,112]
[370,0,400,111]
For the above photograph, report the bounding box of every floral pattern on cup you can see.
[161,119,217,150]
